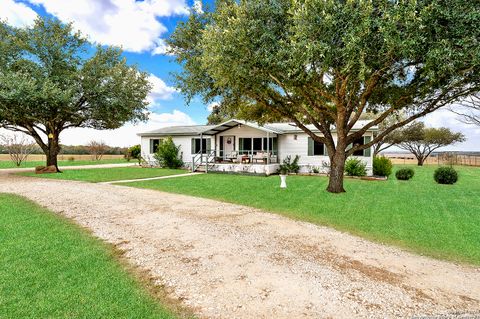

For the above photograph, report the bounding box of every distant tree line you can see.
[0,143,127,155]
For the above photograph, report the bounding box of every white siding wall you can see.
[141,135,214,165]
[278,132,374,175]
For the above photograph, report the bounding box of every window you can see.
[352,137,365,156]
[239,138,252,154]
[150,139,162,153]
[191,138,209,154]
[350,136,372,157]
[253,138,262,153]
[308,137,326,156]
[262,137,278,154]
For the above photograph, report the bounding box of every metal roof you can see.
[137,119,378,137]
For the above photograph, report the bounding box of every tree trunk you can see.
[327,151,346,193]
[417,157,424,166]
[46,135,61,172]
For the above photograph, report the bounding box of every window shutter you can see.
[206,138,211,152]
[308,137,314,156]
[363,136,371,157]
[191,138,195,154]
[150,139,154,154]
[239,138,244,151]
[323,144,328,156]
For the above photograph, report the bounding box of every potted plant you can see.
[278,165,289,188]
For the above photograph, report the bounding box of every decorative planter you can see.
[279,174,287,188]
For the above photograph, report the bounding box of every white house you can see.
[138,119,377,175]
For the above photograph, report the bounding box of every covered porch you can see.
[192,120,282,174]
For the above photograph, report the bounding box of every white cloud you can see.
[420,107,480,151]
[0,0,38,27]
[59,110,196,146]
[147,74,177,105]
[193,0,203,14]
[25,0,189,53]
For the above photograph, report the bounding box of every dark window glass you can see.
[253,138,262,153]
[242,138,252,154]
[353,137,365,156]
[194,138,208,154]
[313,141,325,155]
[152,139,160,153]
[262,137,278,154]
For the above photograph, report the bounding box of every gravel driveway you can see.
[0,172,479,319]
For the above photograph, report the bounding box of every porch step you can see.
[194,164,207,172]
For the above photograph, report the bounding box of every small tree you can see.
[87,140,108,161]
[125,145,142,164]
[153,137,183,169]
[390,122,465,166]
[1,134,37,167]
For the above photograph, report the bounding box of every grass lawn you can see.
[0,193,190,319]
[0,158,127,169]
[20,167,188,183]
[124,165,480,265]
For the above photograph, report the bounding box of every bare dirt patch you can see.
[0,172,479,319]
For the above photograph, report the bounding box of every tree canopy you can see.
[388,122,465,165]
[0,17,151,170]
[169,0,480,193]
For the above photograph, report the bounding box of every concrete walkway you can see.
[101,172,203,184]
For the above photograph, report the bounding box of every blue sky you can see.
[1,0,479,150]
[1,0,215,146]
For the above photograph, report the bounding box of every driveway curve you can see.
[0,172,478,319]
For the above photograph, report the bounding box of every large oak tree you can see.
[169,0,480,193]
[0,18,151,171]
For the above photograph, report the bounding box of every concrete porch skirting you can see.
[208,163,280,176]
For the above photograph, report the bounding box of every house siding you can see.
[140,126,374,175]
[277,132,374,175]
[141,136,214,166]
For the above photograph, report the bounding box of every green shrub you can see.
[434,166,458,184]
[153,137,183,169]
[373,156,393,177]
[125,144,141,164]
[279,155,300,174]
[395,168,415,180]
[344,158,367,176]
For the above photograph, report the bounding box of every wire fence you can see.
[384,153,480,167]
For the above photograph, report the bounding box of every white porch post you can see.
[267,131,270,164]
[200,133,203,164]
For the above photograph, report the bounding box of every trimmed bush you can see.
[153,137,183,169]
[434,166,458,184]
[373,156,393,177]
[344,158,367,177]
[395,168,415,180]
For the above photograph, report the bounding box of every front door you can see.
[223,135,234,158]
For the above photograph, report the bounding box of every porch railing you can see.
[191,150,216,172]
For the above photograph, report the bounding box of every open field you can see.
[0,153,124,161]
[20,167,188,183]
[0,157,128,169]
[385,153,480,167]
[123,165,480,265]
[0,193,187,319]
